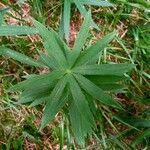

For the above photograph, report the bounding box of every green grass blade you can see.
[73,64,134,76]
[76,31,117,66]
[40,76,68,130]
[74,74,123,110]
[0,47,45,67]
[0,26,38,36]
[68,11,91,67]
[80,0,114,7]
[33,19,69,69]
[114,116,150,128]
[131,129,150,147]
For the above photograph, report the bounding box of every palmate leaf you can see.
[74,74,123,110]
[0,47,45,67]
[0,11,135,145]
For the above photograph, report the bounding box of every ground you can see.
[0,0,150,149]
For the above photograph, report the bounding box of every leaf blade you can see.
[0,26,38,36]
[74,74,123,109]
[0,47,45,67]
[10,70,64,92]
[68,11,91,67]
[68,74,95,144]
[33,20,69,69]
[63,0,71,41]
[68,74,95,126]
[73,64,134,76]
[80,0,114,7]
[131,129,150,147]
[76,31,117,66]
[73,0,99,30]
[40,76,68,129]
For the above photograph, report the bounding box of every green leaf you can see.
[80,0,114,7]
[18,91,49,104]
[68,74,95,126]
[0,8,10,25]
[17,82,54,104]
[10,70,64,91]
[86,75,126,84]
[68,11,91,67]
[74,74,123,109]
[68,74,95,144]
[29,96,50,107]
[98,83,126,92]
[0,26,38,36]
[38,50,59,69]
[69,101,93,145]
[0,47,45,67]
[73,64,134,76]
[131,129,150,147]
[76,31,117,66]
[33,20,69,69]
[40,76,68,129]
[63,0,71,41]
[73,11,91,52]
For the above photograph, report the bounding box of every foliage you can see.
[0,11,134,144]
[60,0,113,41]
[0,0,150,149]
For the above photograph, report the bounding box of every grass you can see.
[0,0,150,149]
